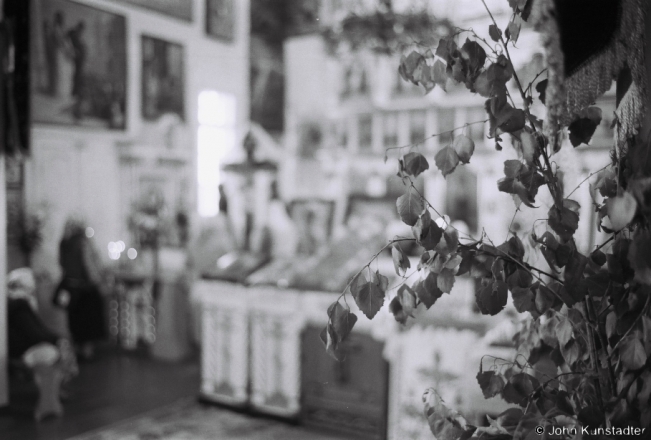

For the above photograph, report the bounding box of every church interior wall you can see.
[23,0,250,334]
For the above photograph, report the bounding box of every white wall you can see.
[23,0,249,332]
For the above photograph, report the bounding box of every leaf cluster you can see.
[321,0,651,437]
[323,6,454,55]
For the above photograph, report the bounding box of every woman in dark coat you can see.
[55,217,107,359]
[8,268,78,377]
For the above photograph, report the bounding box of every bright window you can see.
[197,91,236,217]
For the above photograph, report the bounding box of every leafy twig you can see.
[617,359,651,400]
[524,68,548,95]
[566,164,610,198]
[506,207,520,240]
[454,27,501,57]
[581,298,605,409]
[521,261,563,284]
[408,181,478,241]
[388,270,420,298]
[484,235,559,287]
[607,294,651,361]
[481,0,561,208]
[332,238,416,309]
[592,235,615,254]
[384,120,489,156]
[586,295,617,397]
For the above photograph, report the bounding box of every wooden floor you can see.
[0,345,201,440]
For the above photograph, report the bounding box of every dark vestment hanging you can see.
[8,298,59,358]
[57,233,107,344]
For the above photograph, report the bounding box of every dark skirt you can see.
[66,283,107,344]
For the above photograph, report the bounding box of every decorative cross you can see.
[418,351,458,389]
[334,340,362,384]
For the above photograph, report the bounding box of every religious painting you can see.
[141,36,185,121]
[206,0,235,41]
[3,0,30,153]
[289,200,334,256]
[341,63,369,99]
[410,110,426,146]
[298,121,322,159]
[445,165,478,234]
[383,112,399,150]
[357,113,373,152]
[5,156,23,188]
[287,0,321,36]
[5,189,26,269]
[5,157,23,244]
[114,0,193,22]
[31,0,127,129]
[250,66,284,131]
[346,196,397,229]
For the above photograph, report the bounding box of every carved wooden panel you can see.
[249,290,302,417]
[201,305,249,405]
[301,326,389,440]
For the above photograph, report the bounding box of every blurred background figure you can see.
[67,20,87,120]
[51,11,74,101]
[54,216,107,360]
[7,268,78,420]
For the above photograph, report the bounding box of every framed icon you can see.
[31,0,127,129]
[206,0,235,41]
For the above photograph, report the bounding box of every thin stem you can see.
[484,236,558,287]
[388,270,419,297]
[480,354,517,367]
[597,302,613,321]
[455,27,501,57]
[384,119,489,156]
[617,359,650,399]
[593,235,615,254]
[566,164,610,199]
[480,0,500,33]
[481,0,561,208]
[408,181,477,241]
[539,371,584,390]
[330,237,416,312]
[582,298,604,409]
[607,294,651,360]
[586,296,617,397]
[506,208,519,241]
[548,309,591,349]
[521,261,564,284]
[504,87,518,109]
[524,68,548,95]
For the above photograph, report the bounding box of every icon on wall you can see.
[206,0,235,41]
[31,0,127,129]
[141,36,185,121]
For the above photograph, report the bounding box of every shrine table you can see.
[196,278,515,440]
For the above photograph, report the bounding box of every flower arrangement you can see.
[128,189,170,250]
[19,210,45,258]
